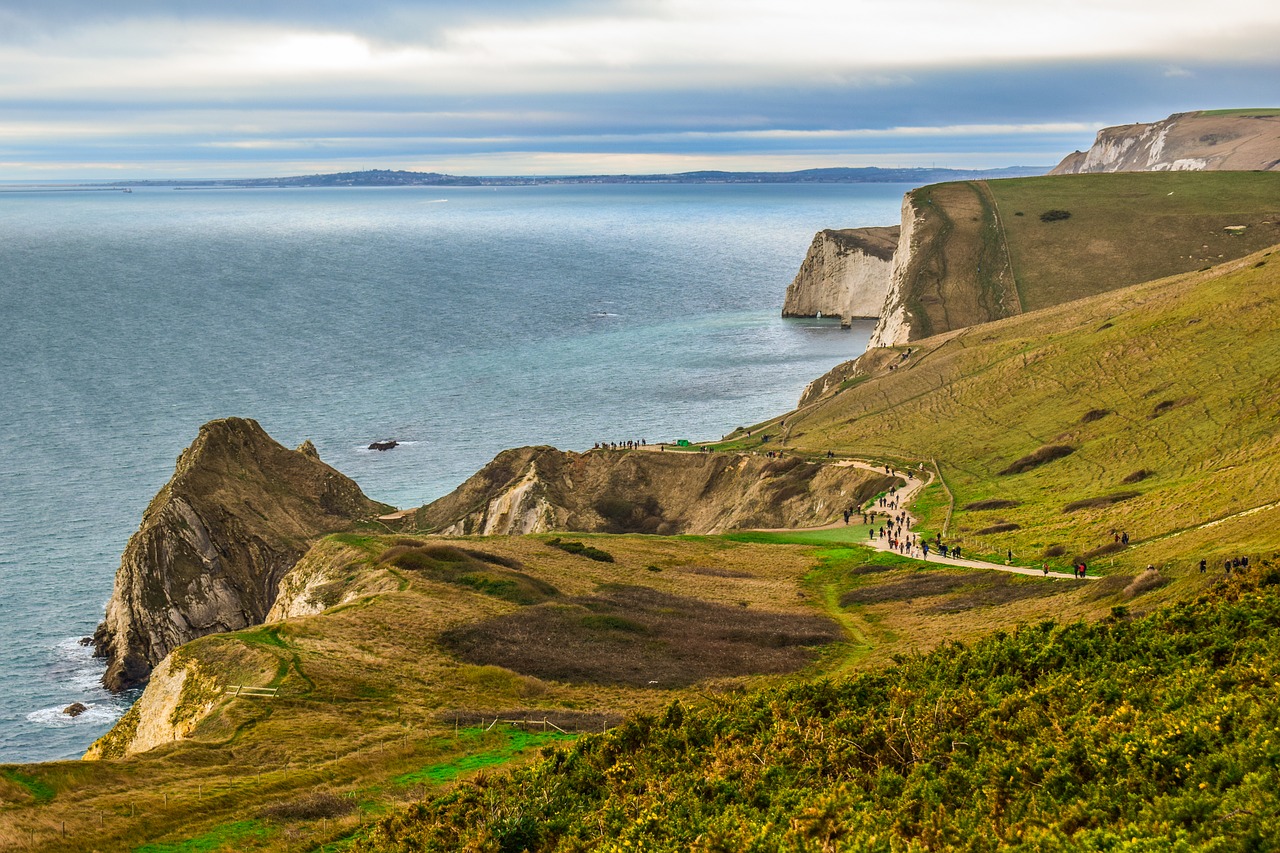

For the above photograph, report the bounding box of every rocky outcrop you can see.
[1051,110,1280,175]
[782,227,898,321]
[83,650,223,759]
[93,418,387,691]
[266,538,400,623]
[413,446,898,536]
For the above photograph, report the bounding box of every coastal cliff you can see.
[782,227,898,321]
[1051,110,1280,174]
[93,418,387,691]
[868,181,1020,348]
[412,446,898,536]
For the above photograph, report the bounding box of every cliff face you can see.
[782,227,898,321]
[868,181,1020,348]
[93,418,386,691]
[413,446,897,536]
[1051,110,1280,175]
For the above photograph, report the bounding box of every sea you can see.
[0,181,907,763]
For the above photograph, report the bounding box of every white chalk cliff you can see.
[867,197,922,348]
[1051,110,1280,175]
[782,227,898,321]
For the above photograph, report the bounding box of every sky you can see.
[1,0,1279,180]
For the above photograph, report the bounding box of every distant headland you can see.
[86,165,1047,189]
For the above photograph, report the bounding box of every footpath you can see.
[812,460,1091,582]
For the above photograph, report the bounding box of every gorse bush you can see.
[358,568,1280,852]
[546,538,614,562]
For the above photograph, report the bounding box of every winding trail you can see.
[795,459,1092,581]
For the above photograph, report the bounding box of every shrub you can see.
[1000,445,1074,475]
[1122,469,1155,484]
[547,538,615,563]
[1081,408,1112,423]
[1039,209,1072,222]
[259,791,354,821]
[1063,491,1141,512]
[1124,568,1169,598]
[977,523,1021,535]
[964,498,1020,511]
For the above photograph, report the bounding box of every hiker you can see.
[843,509,851,525]
[922,543,929,558]
[1007,548,1013,564]
[1043,563,1049,576]
[1243,556,1250,569]
[1080,562,1087,578]
[953,546,961,559]
[1121,531,1129,545]
[1225,559,1232,574]
[1199,559,1206,573]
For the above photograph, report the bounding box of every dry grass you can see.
[442,585,841,688]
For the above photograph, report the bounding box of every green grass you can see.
[721,526,873,545]
[988,171,1280,312]
[353,571,1280,851]
[0,769,55,803]
[395,727,577,786]
[784,243,1280,577]
[885,172,1280,343]
[1199,107,1280,116]
[133,819,272,852]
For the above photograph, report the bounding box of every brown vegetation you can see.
[1063,492,1142,513]
[978,523,1021,535]
[965,498,1021,511]
[441,586,841,688]
[1000,445,1075,475]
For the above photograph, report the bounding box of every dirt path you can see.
[794,459,1092,581]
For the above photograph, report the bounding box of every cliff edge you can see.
[412,446,897,536]
[92,417,387,691]
[782,227,899,321]
[1050,110,1280,175]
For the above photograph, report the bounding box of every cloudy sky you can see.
[2,0,1279,179]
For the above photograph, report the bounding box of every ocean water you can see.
[0,182,906,763]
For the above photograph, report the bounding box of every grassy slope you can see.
[357,571,1280,852]
[896,172,1280,339]
[747,246,1280,580]
[9,178,1280,851]
[2,532,1112,851]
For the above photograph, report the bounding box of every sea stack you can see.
[93,418,387,691]
[782,227,899,324]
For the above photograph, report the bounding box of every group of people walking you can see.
[594,439,647,450]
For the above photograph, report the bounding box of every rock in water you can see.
[63,702,88,718]
[93,417,388,691]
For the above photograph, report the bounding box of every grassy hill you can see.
[356,570,1280,852]
[3,530,1115,850]
[7,178,1280,850]
[739,245,1280,580]
[882,171,1280,341]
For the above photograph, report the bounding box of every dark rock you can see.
[63,702,88,718]
[94,417,390,692]
[368,440,398,451]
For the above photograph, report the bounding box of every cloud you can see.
[0,2,1278,178]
